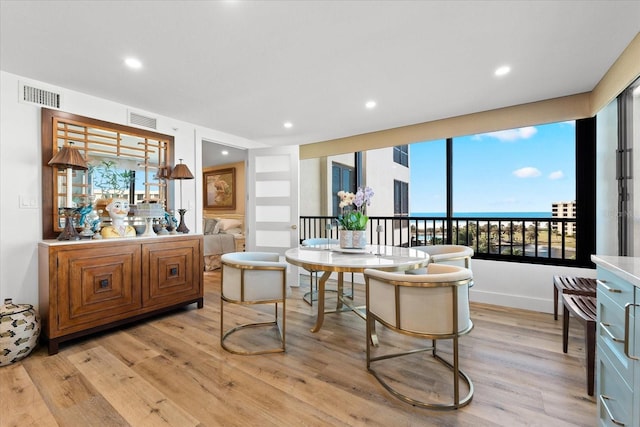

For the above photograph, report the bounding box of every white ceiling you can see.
[1,1,639,152]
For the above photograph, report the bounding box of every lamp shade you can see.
[48,145,88,170]
[170,159,194,180]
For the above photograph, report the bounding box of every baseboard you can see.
[470,289,553,314]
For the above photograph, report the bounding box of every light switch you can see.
[19,195,39,209]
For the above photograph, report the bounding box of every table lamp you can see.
[48,143,88,240]
[170,159,194,233]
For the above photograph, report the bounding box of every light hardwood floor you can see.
[1,271,596,426]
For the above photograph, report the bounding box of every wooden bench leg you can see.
[562,293,597,396]
[554,284,559,320]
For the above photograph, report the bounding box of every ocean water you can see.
[410,211,552,219]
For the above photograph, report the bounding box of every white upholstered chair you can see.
[220,252,288,355]
[364,263,474,409]
[408,244,473,274]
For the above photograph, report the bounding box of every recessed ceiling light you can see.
[221,150,229,156]
[494,65,511,77]
[365,100,377,109]
[125,57,142,69]
[284,122,293,129]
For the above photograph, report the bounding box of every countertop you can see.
[591,254,640,288]
[39,233,203,247]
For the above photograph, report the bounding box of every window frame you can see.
[393,144,409,167]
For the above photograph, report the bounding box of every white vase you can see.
[352,230,367,249]
[340,230,367,249]
[339,230,353,248]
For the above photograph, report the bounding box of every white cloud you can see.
[549,170,564,180]
[483,126,538,141]
[513,167,541,178]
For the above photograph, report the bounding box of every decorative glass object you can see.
[339,230,367,249]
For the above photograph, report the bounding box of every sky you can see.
[409,121,576,214]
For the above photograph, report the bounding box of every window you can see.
[452,122,576,216]
[408,139,447,216]
[393,144,409,167]
[619,76,640,255]
[301,119,594,266]
[405,120,590,265]
[332,162,355,216]
[394,179,409,216]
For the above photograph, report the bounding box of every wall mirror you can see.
[41,108,174,239]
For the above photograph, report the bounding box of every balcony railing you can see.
[299,215,581,267]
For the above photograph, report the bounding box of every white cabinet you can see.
[592,257,639,427]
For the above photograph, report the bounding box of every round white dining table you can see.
[285,245,430,332]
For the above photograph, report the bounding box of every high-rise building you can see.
[552,201,576,236]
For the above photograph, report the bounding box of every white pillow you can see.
[220,227,243,235]
[214,218,242,233]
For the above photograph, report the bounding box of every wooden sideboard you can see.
[38,234,204,354]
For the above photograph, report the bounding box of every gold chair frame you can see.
[412,244,473,269]
[220,255,287,355]
[365,268,474,410]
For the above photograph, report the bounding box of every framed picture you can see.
[204,167,236,210]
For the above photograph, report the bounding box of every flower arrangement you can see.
[337,186,374,230]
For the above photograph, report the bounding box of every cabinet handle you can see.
[600,322,624,343]
[597,279,622,293]
[599,395,626,426]
[624,303,639,361]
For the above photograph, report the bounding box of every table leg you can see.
[311,270,332,333]
[336,272,344,310]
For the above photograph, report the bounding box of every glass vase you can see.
[339,230,367,249]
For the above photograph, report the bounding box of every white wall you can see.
[299,157,321,216]
[0,71,259,306]
[469,259,595,313]
[364,147,408,217]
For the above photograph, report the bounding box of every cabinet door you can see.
[633,289,639,426]
[142,239,202,307]
[56,244,142,334]
[598,346,633,427]
[598,289,633,386]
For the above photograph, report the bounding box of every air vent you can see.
[129,111,157,129]
[20,83,61,108]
